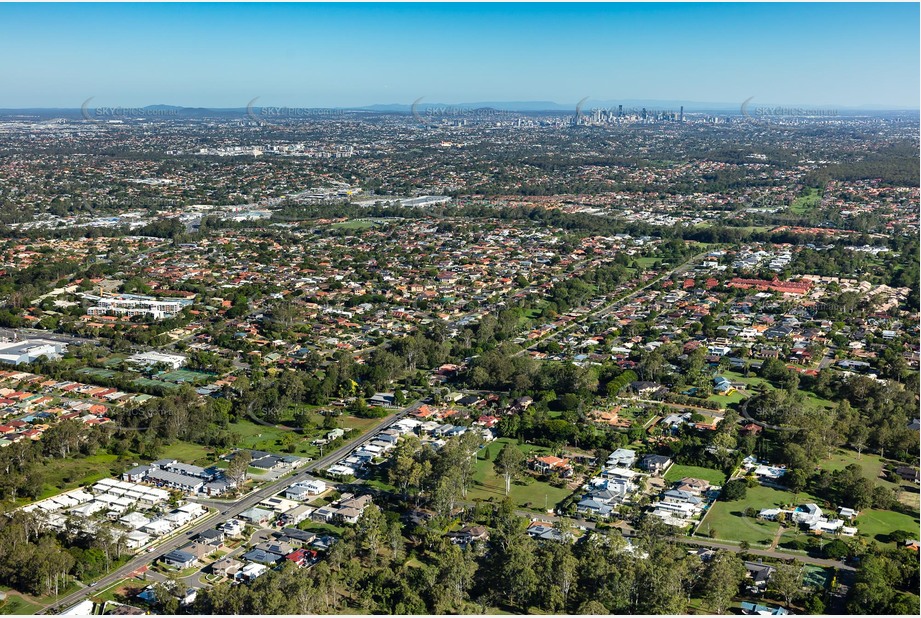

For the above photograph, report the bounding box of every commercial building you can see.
[126,351,187,369]
[81,292,193,320]
[0,339,67,365]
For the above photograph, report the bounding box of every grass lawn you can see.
[801,391,836,411]
[132,377,180,391]
[229,413,382,458]
[330,219,377,230]
[0,593,42,615]
[77,367,119,380]
[338,414,387,434]
[817,449,906,498]
[818,449,889,482]
[699,485,815,546]
[721,370,771,390]
[709,391,747,406]
[664,464,727,486]
[467,439,572,512]
[160,441,213,464]
[298,521,345,536]
[856,509,921,545]
[31,452,126,501]
[363,476,397,493]
[229,420,307,454]
[632,257,661,269]
[90,578,138,604]
[789,187,822,214]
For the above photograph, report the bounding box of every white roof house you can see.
[327,464,356,477]
[141,519,174,536]
[124,530,152,549]
[119,512,152,529]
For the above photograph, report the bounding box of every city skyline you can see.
[0,2,918,109]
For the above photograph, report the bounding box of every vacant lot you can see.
[159,442,214,465]
[33,452,125,500]
[856,508,921,545]
[664,464,727,486]
[789,187,822,214]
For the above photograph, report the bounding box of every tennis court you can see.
[77,367,119,379]
[158,369,216,384]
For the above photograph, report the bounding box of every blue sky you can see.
[0,2,917,109]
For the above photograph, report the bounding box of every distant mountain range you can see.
[0,100,916,119]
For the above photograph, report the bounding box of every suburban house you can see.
[530,455,573,478]
[285,479,327,501]
[275,528,317,546]
[713,375,736,395]
[629,381,665,397]
[235,563,268,582]
[744,561,776,590]
[895,466,920,483]
[607,448,637,468]
[211,557,243,579]
[280,504,315,526]
[161,549,197,570]
[241,548,284,565]
[285,548,318,567]
[238,506,273,525]
[741,601,790,616]
[124,530,151,550]
[368,392,396,407]
[576,498,614,519]
[639,454,672,474]
[674,477,713,495]
[758,503,853,535]
[178,542,213,561]
[220,519,244,537]
[446,525,489,545]
[196,529,225,547]
[311,506,338,523]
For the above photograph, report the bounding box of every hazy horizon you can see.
[0,2,918,110]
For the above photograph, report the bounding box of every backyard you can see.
[664,463,727,486]
[855,508,921,546]
[698,485,816,546]
[467,438,573,512]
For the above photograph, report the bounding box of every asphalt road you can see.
[0,327,97,346]
[669,536,856,571]
[39,400,421,614]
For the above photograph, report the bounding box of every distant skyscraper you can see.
[680,105,684,122]
[618,104,623,117]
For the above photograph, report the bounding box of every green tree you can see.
[225,450,251,492]
[769,561,805,608]
[494,442,526,496]
[721,479,747,501]
[702,550,746,614]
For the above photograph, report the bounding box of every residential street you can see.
[39,401,421,614]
